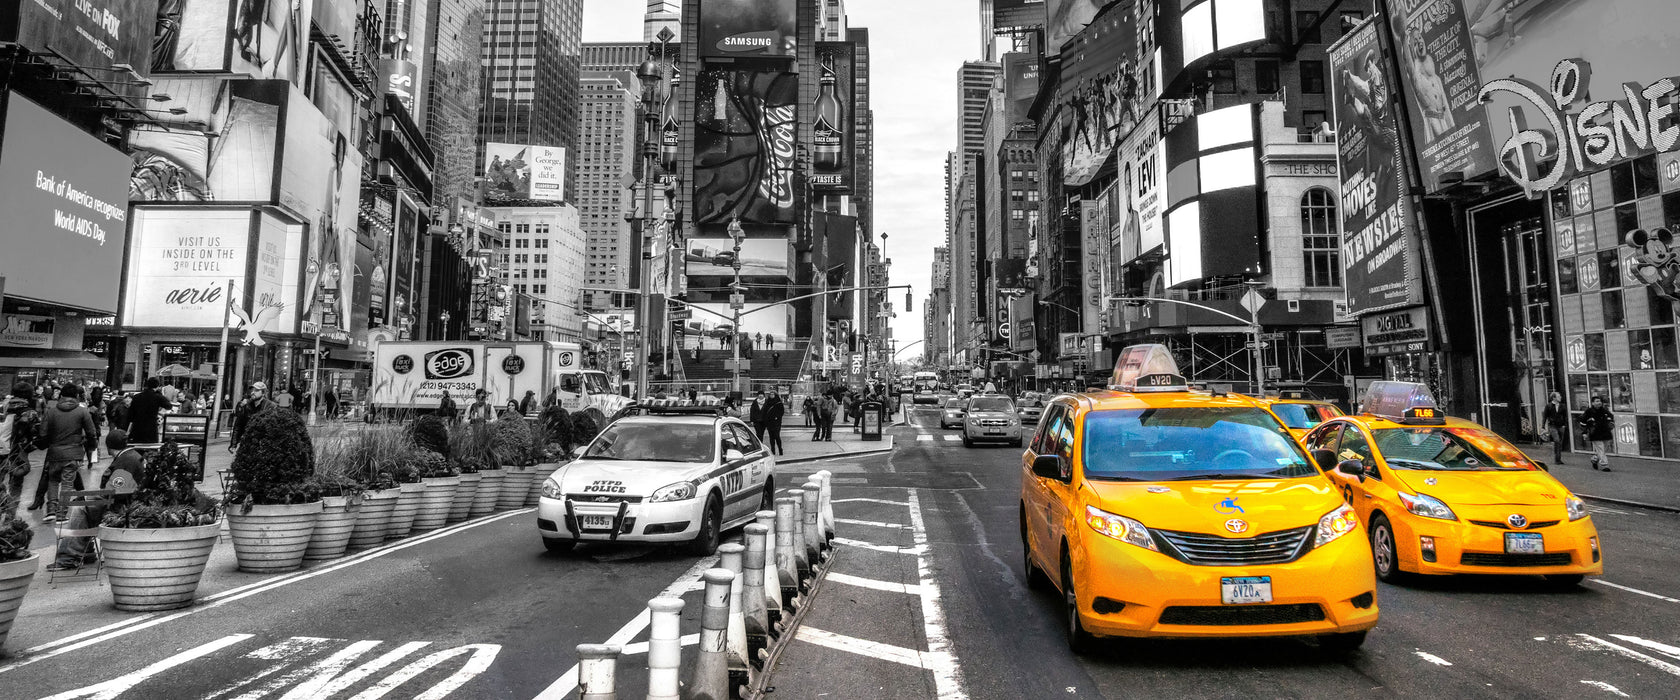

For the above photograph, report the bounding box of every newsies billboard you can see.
[698,0,796,60]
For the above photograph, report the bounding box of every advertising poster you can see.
[1003,52,1041,128]
[0,93,131,314]
[994,0,1047,30]
[123,209,253,328]
[1080,200,1110,337]
[1384,0,1496,191]
[251,212,300,336]
[814,211,857,320]
[687,239,790,278]
[1117,103,1166,263]
[1329,17,1421,315]
[153,0,310,82]
[698,0,796,60]
[1008,294,1037,353]
[0,0,159,77]
[811,43,856,193]
[1057,0,1156,188]
[1045,0,1107,55]
[482,143,564,202]
[694,70,799,225]
[130,77,286,203]
[378,60,421,115]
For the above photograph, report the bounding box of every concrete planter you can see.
[348,488,401,549]
[99,523,221,611]
[471,470,505,516]
[499,466,536,510]
[449,473,481,522]
[227,501,323,574]
[304,496,356,562]
[0,554,39,651]
[527,463,562,506]
[413,477,460,531]
[387,482,425,539]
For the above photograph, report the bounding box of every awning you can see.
[0,348,109,370]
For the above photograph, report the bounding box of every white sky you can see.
[583,0,982,357]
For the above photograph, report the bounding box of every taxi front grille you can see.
[1154,526,1314,566]
[1158,603,1326,626]
[567,494,644,504]
[1460,552,1573,567]
[1469,520,1561,530]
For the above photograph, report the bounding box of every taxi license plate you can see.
[1505,532,1545,554]
[1220,576,1272,605]
[986,430,1004,435]
[580,515,615,531]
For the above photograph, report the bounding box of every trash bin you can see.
[861,401,883,441]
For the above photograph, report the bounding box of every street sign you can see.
[1240,289,1265,316]
[669,307,691,321]
[729,293,745,309]
[1244,341,1271,350]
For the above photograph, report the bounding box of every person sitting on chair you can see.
[47,429,144,572]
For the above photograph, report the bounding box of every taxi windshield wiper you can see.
[1084,475,1148,482]
[580,455,623,461]
[1385,458,1445,470]
[1160,472,1285,481]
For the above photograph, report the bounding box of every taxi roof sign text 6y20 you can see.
[1109,344,1188,393]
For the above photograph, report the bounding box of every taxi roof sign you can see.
[1110,344,1188,393]
[1360,381,1444,424]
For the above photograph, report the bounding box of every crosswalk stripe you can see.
[943,435,961,442]
[917,434,933,441]
[834,537,925,554]
[836,518,910,529]
[826,572,922,595]
[795,627,951,670]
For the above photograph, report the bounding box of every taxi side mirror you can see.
[1311,449,1338,472]
[1336,459,1365,480]
[725,448,746,462]
[1535,460,1550,472]
[1031,455,1066,482]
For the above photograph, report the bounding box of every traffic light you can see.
[905,292,912,312]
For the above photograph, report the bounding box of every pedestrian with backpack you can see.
[40,383,98,522]
[2,382,42,501]
[1578,396,1615,472]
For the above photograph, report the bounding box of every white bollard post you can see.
[788,488,811,580]
[691,569,736,700]
[645,597,685,700]
[801,482,823,565]
[742,523,772,647]
[717,542,751,679]
[755,510,784,620]
[577,644,621,700]
[774,497,801,605]
[815,470,835,542]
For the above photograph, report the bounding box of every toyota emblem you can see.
[1507,513,1529,529]
[1224,519,1249,534]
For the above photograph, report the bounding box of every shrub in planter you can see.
[303,442,364,562]
[409,415,451,459]
[570,410,605,447]
[342,427,406,548]
[0,490,39,650]
[0,490,32,562]
[489,417,533,468]
[98,443,223,611]
[225,410,323,573]
[538,405,572,454]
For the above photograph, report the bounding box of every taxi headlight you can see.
[1567,495,1588,522]
[1397,491,1457,521]
[541,478,564,499]
[1084,505,1157,551]
[650,482,696,503]
[1315,503,1360,548]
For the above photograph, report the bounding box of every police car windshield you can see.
[582,423,716,463]
[968,397,1014,412]
[1081,407,1316,481]
[1370,427,1536,471]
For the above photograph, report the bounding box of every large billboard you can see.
[1330,17,1422,315]
[814,211,857,320]
[695,70,799,225]
[152,0,311,82]
[123,208,253,329]
[995,0,1047,30]
[698,0,797,60]
[811,43,856,193]
[1117,103,1167,264]
[1384,0,1497,192]
[1003,52,1041,128]
[0,0,159,76]
[483,143,566,202]
[129,77,287,203]
[0,93,131,314]
[1057,0,1157,188]
[687,239,791,278]
[1046,0,1108,55]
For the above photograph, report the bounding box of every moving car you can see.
[939,398,967,429]
[537,409,775,555]
[955,384,977,399]
[1021,345,1377,654]
[963,395,1024,447]
[1304,381,1602,586]
[1017,393,1046,424]
[1259,395,1347,441]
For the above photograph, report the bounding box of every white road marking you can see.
[619,633,701,656]
[835,518,910,529]
[278,641,431,700]
[1587,506,1639,517]
[943,435,961,442]
[204,637,340,700]
[833,498,910,507]
[833,537,926,554]
[907,489,967,699]
[40,634,254,700]
[1579,681,1630,697]
[826,572,923,595]
[348,643,500,700]
[1414,651,1453,667]
[1591,579,1680,604]
[795,626,935,669]
[530,555,719,700]
[1609,634,1680,660]
[1576,634,1680,677]
[917,435,934,441]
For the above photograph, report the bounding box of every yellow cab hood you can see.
[1084,478,1342,533]
[1391,469,1566,506]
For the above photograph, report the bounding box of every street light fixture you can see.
[632,34,673,399]
[307,258,340,426]
[727,218,747,394]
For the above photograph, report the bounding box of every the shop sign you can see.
[1361,307,1431,357]
[1325,326,1362,350]
[0,314,53,348]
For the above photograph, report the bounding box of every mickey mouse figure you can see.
[1626,228,1680,302]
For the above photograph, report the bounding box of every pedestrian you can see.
[39,383,97,523]
[105,393,130,437]
[1578,396,1615,472]
[749,390,768,442]
[467,389,493,425]
[437,390,459,423]
[772,351,781,369]
[325,390,340,418]
[818,392,839,441]
[519,390,538,416]
[125,377,173,444]
[2,382,42,501]
[502,399,522,418]
[765,333,775,350]
[289,385,305,414]
[48,428,143,572]
[848,393,863,433]
[764,390,785,455]
[274,385,295,412]
[85,384,107,465]
[1542,392,1568,464]
[230,382,276,452]
[159,380,180,406]
[801,396,815,427]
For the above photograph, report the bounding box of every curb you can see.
[1578,493,1680,514]
[744,547,836,700]
[776,442,895,466]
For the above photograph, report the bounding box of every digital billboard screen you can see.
[811,43,857,193]
[152,0,311,82]
[694,70,799,225]
[123,208,254,329]
[698,0,797,60]
[994,0,1047,30]
[0,0,159,77]
[129,77,286,203]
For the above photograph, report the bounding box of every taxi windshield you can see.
[943,399,964,409]
[1370,427,1537,471]
[1271,403,1326,429]
[968,397,1015,412]
[1081,407,1316,481]
[582,423,715,463]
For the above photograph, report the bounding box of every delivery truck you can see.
[370,341,631,422]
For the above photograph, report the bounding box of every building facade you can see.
[576,70,640,306]
[478,0,584,200]
[489,206,588,342]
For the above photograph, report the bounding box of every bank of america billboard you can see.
[698,0,797,60]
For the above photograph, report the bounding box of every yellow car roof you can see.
[1333,413,1484,431]
[1055,389,1270,413]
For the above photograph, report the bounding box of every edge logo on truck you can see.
[424,349,475,379]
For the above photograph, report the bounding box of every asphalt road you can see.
[764,405,1680,699]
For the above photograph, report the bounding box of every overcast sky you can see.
[583,0,982,358]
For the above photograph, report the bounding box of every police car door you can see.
[722,423,769,522]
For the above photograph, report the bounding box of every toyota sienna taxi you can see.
[1304,381,1603,587]
[1020,345,1378,654]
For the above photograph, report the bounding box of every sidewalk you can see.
[1517,444,1680,513]
[770,423,897,464]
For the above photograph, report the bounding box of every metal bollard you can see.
[788,489,812,581]
[801,482,824,565]
[645,597,685,700]
[691,569,736,700]
[815,470,836,542]
[576,644,621,700]
[717,542,751,678]
[774,497,802,604]
[755,510,784,620]
[742,523,772,649]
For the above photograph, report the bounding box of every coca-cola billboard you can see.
[694,70,799,225]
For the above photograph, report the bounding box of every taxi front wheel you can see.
[1020,507,1048,591]
[1319,631,1367,654]
[1370,514,1407,583]
[1062,554,1098,655]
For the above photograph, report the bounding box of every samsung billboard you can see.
[698,0,797,60]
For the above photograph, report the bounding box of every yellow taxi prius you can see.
[1303,381,1603,587]
[1020,345,1379,655]
[1256,393,1346,441]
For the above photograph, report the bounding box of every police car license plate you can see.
[1505,532,1545,554]
[580,515,614,531]
[1220,576,1272,604]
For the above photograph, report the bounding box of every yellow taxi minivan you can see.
[1257,394,1347,441]
[1020,345,1378,654]
[1303,381,1603,586]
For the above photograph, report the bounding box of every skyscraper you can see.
[478,0,584,200]
[576,69,639,306]
[645,0,681,42]
[424,0,486,207]
[958,61,1001,160]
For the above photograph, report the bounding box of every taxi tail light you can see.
[1084,505,1158,551]
[1419,536,1437,563]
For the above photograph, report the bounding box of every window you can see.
[1255,60,1280,94]
[1302,109,1329,131]
[1300,61,1326,94]
[1296,11,1320,44]
[1210,60,1236,93]
[1302,188,1340,287]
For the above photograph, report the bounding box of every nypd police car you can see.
[537,408,776,555]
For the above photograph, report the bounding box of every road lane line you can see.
[39,634,254,700]
[1579,681,1630,697]
[1413,651,1453,666]
[833,537,925,554]
[943,435,961,442]
[833,498,909,507]
[835,518,910,529]
[20,614,163,655]
[907,489,967,699]
[826,572,922,595]
[917,435,933,441]
[1608,634,1680,660]
[1577,634,1680,677]
[1590,579,1680,604]
[795,626,931,669]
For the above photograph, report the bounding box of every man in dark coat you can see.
[1578,395,1615,472]
[763,391,785,456]
[230,382,277,451]
[125,377,173,444]
[40,383,97,521]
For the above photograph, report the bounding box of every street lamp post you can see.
[1109,293,1267,395]
[727,218,746,395]
[438,310,451,340]
[307,258,340,426]
[634,40,670,399]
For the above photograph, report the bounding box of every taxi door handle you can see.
[1362,493,1373,499]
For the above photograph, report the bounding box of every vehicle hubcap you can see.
[1374,526,1393,574]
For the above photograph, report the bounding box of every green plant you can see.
[489,417,533,467]
[570,411,604,447]
[447,424,492,474]
[0,490,32,561]
[340,426,412,491]
[409,415,450,458]
[539,405,572,451]
[227,409,321,508]
[415,450,455,478]
[309,427,366,500]
[101,442,222,528]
